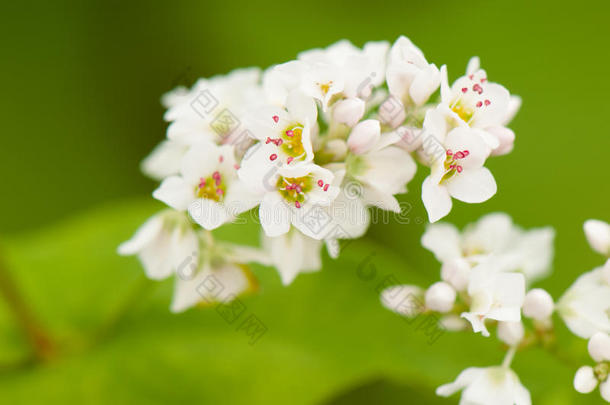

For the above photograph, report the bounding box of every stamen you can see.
[212,171,220,180]
[446,149,453,156]
[472,84,483,94]
[323,184,329,191]
[198,178,206,188]
[216,188,224,195]
[456,166,463,173]
[272,115,279,123]
[317,180,324,187]
[285,130,294,137]
[219,155,224,163]
[287,157,294,164]
[484,99,491,106]
[461,87,467,93]
[476,101,483,108]
[295,201,301,208]
[270,154,278,161]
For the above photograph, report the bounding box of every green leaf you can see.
[0,199,599,404]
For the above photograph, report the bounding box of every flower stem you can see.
[0,249,56,361]
[502,346,517,369]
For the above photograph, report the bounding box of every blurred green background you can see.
[0,0,608,403]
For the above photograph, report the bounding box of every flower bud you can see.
[441,258,471,291]
[488,126,515,156]
[497,321,524,346]
[584,219,610,256]
[347,119,380,154]
[425,281,456,313]
[522,288,554,320]
[440,315,468,331]
[333,97,365,127]
[588,332,610,362]
[380,285,424,318]
[574,366,598,394]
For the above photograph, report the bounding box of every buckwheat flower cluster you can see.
[120,36,520,310]
[380,216,610,404]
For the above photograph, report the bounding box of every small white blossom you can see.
[558,262,610,338]
[386,35,441,108]
[422,213,555,288]
[461,266,525,337]
[118,210,198,280]
[153,141,257,230]
[437,366,531,405]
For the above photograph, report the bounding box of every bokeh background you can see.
[0,0,608,403]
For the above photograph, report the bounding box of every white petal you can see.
[522,288,555,320]
[497,321,525,346]
[436,367,484,397]
[584,219,610,256]
[286,90,317,125]
[332,97,365,127]
[466,56,480,75]
[259,193,291,237]
[117,214,164,256]
[188,199,229,230]
[347,119,381,155]
[153,176,194,211]
[421,223,462,262]
[447,167,497,204]
[140,141,188,181]
[461,312,490,336]
[422,175,452,223]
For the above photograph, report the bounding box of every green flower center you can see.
[276,174,314,208]
[195,171,226,202]
[439,149,469,184]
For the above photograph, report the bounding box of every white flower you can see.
[437,57,516,154]
[245,90,317,166]
[164,68,264,146]
[558,262,610,338]
[262,229,322,285]
[573,332,610,402]
[346,131,417,213]
[437,366,531,405]
[238,161,339,238]
[425,281,456,313]
[421,126,496,222]
[152,141,257,230]
[117,210,197,280]
[298,40,389,100]
[522,288,554,320]
[584,219,610,257]
[421,213,555,288]
[386,35,441,107]
[264,40,389,111]
[170,242,270,313]
[461,266,525,337]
